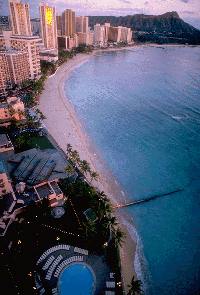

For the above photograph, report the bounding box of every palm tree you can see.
[70,150,80,164]
[90,171,99,183]
[35,109,46,121]
[66,143,72,156]
[107,216,118,230]
[127,275,143,295]
[82,220,96,238]
[79,160,91,175]
[113,227,125,248]
[96,198,112,221]
[15,135,26,149]
[65,164,75,176]
[98,191,109,202]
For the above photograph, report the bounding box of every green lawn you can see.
[28,135,55,150]
[13,134,55,152]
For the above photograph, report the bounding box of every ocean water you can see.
[65,46,200,295]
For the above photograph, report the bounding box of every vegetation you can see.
[89,13,200,45]
[0,39,127,295]
[127,275,143,295]
[59,177,124,250]
[74,44,93,54]
[58,49,75,65]
[12,133,54,152]
[66,143,99,182]
[40,60,57,76]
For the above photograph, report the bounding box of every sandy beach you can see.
[39,51,137,292]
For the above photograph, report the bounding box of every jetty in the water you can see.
[114,188,183,209]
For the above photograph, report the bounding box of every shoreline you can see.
[39,51,137,292]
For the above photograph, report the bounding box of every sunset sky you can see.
[0,0,200,29]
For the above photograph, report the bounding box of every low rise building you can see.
[0,146,72,236]
[0,160,17,236]
[0,134,14,153]
[0,96,25,126]
[39,49,58,63]
[8,148,73,185]
[34,180,64,207]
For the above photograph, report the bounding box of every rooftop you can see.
[7,148,71,186]
[84,208,98,222]
[0,48,26,55]
[35,183,54,199]
[0,160,6,173]
[11,35,41,40]
[0,102,8,108]
[0,134,11,147]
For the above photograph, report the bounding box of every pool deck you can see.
[35,244,114,295]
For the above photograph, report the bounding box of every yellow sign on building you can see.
[46,7,53,25]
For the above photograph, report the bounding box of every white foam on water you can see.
[171,115,184,120]
[121,218,152,295]
[121,190,125,196]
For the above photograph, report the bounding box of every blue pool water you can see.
[65,46,200,295]
[58,263,95,295]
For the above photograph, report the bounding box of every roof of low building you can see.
[7,148,71,186]
[35,183,53,199]
[0,102,8,108]
[83,208,98,222]
[0,134,10,147]
[0,160,6,173]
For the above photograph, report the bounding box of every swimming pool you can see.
[58,263,96,295]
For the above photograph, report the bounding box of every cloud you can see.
[118,0,132,3]
[179,0,190,3]
[182,10,195,14]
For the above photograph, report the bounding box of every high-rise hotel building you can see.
[9,0,32,36]
[0,49,29,93]
[76,16,93,46]
[56,15,62,36]
[61,9,75,37]
[40,3,58,50]
[0,1,41,93]
[76,16,88,33]
[94,24,107,45]
[0,31,41,84]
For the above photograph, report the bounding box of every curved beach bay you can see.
[39,51,137,293]
[40,46,200,295]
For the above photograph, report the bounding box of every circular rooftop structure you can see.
[51,207,65,219]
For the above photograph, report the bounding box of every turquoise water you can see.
[58,263,95,295]
[65,46,200,295]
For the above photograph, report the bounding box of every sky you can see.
[0,0,200,29]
